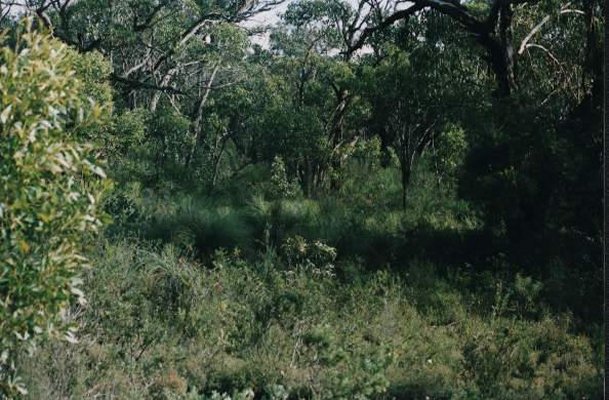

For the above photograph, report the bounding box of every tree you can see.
[8,0,286,189]
[359,11,482,209]
[346,0,526,97]
[241,1,370,196]
[0,22,110,397]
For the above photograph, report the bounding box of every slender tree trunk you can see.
[400,134,412,210]
[401,163,411,211]
[305,157,313,197]
[150,68,177,112]
[185,64,220,168]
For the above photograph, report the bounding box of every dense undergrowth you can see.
[19,239,602,399]
[16,158,603,399]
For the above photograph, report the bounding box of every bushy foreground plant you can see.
[0,22,110,396]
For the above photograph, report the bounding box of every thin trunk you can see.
[498,2,516,94]
[211,130,231,188]
[582,0,601,100]
[305,157,313,197]
[328,90,351,190]
[401,160,411,211]
[400,131,412,211]
[431,137,442,188]
[185,64,220,168]
[150,68,177,112]
[379,126,393,168]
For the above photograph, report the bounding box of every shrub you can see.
[269,156,301,200]
[0,22,110,396]
[281,235,336,277]
[460,316,601,399]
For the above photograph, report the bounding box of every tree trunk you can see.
[401,162,411,211]
[400,135,412,210]
[306,158,313,197]
[477,2,516,98]
[185,64,220,169]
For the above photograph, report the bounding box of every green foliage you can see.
[70,50,113,116]
[3,0,602,397]
[0,23,110,397]
[431,124,468,185]
[269,156,301,200]
[16,241,602,399]
[147,108,192,182]
[460,317,600,399]
[281,235,336,276]
[112,109,148,152]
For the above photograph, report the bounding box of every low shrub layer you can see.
[18,240,602,399]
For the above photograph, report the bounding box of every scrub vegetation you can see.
[0,0,603,398]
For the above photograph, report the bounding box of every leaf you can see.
[18,240,30,253]
[64,331,79,344]
[0,104,12,124]
[91,165,107,178]
[15,383,28,395]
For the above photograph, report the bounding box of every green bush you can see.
[0,22,110,396]
[268,156,301,200]
[460,317,601,399]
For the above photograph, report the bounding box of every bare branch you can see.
[525,43,560,64]
[110,73,185,95]
[518,2,585,55]
[347,2,425,55]
[518,14,550,54]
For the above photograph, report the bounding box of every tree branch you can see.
[110,73,185,95]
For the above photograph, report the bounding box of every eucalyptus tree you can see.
[6,0,286,187]
[333,0,603,295]
[358,11,483,209]
[255,0,377,195]
[454,0,603,244]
